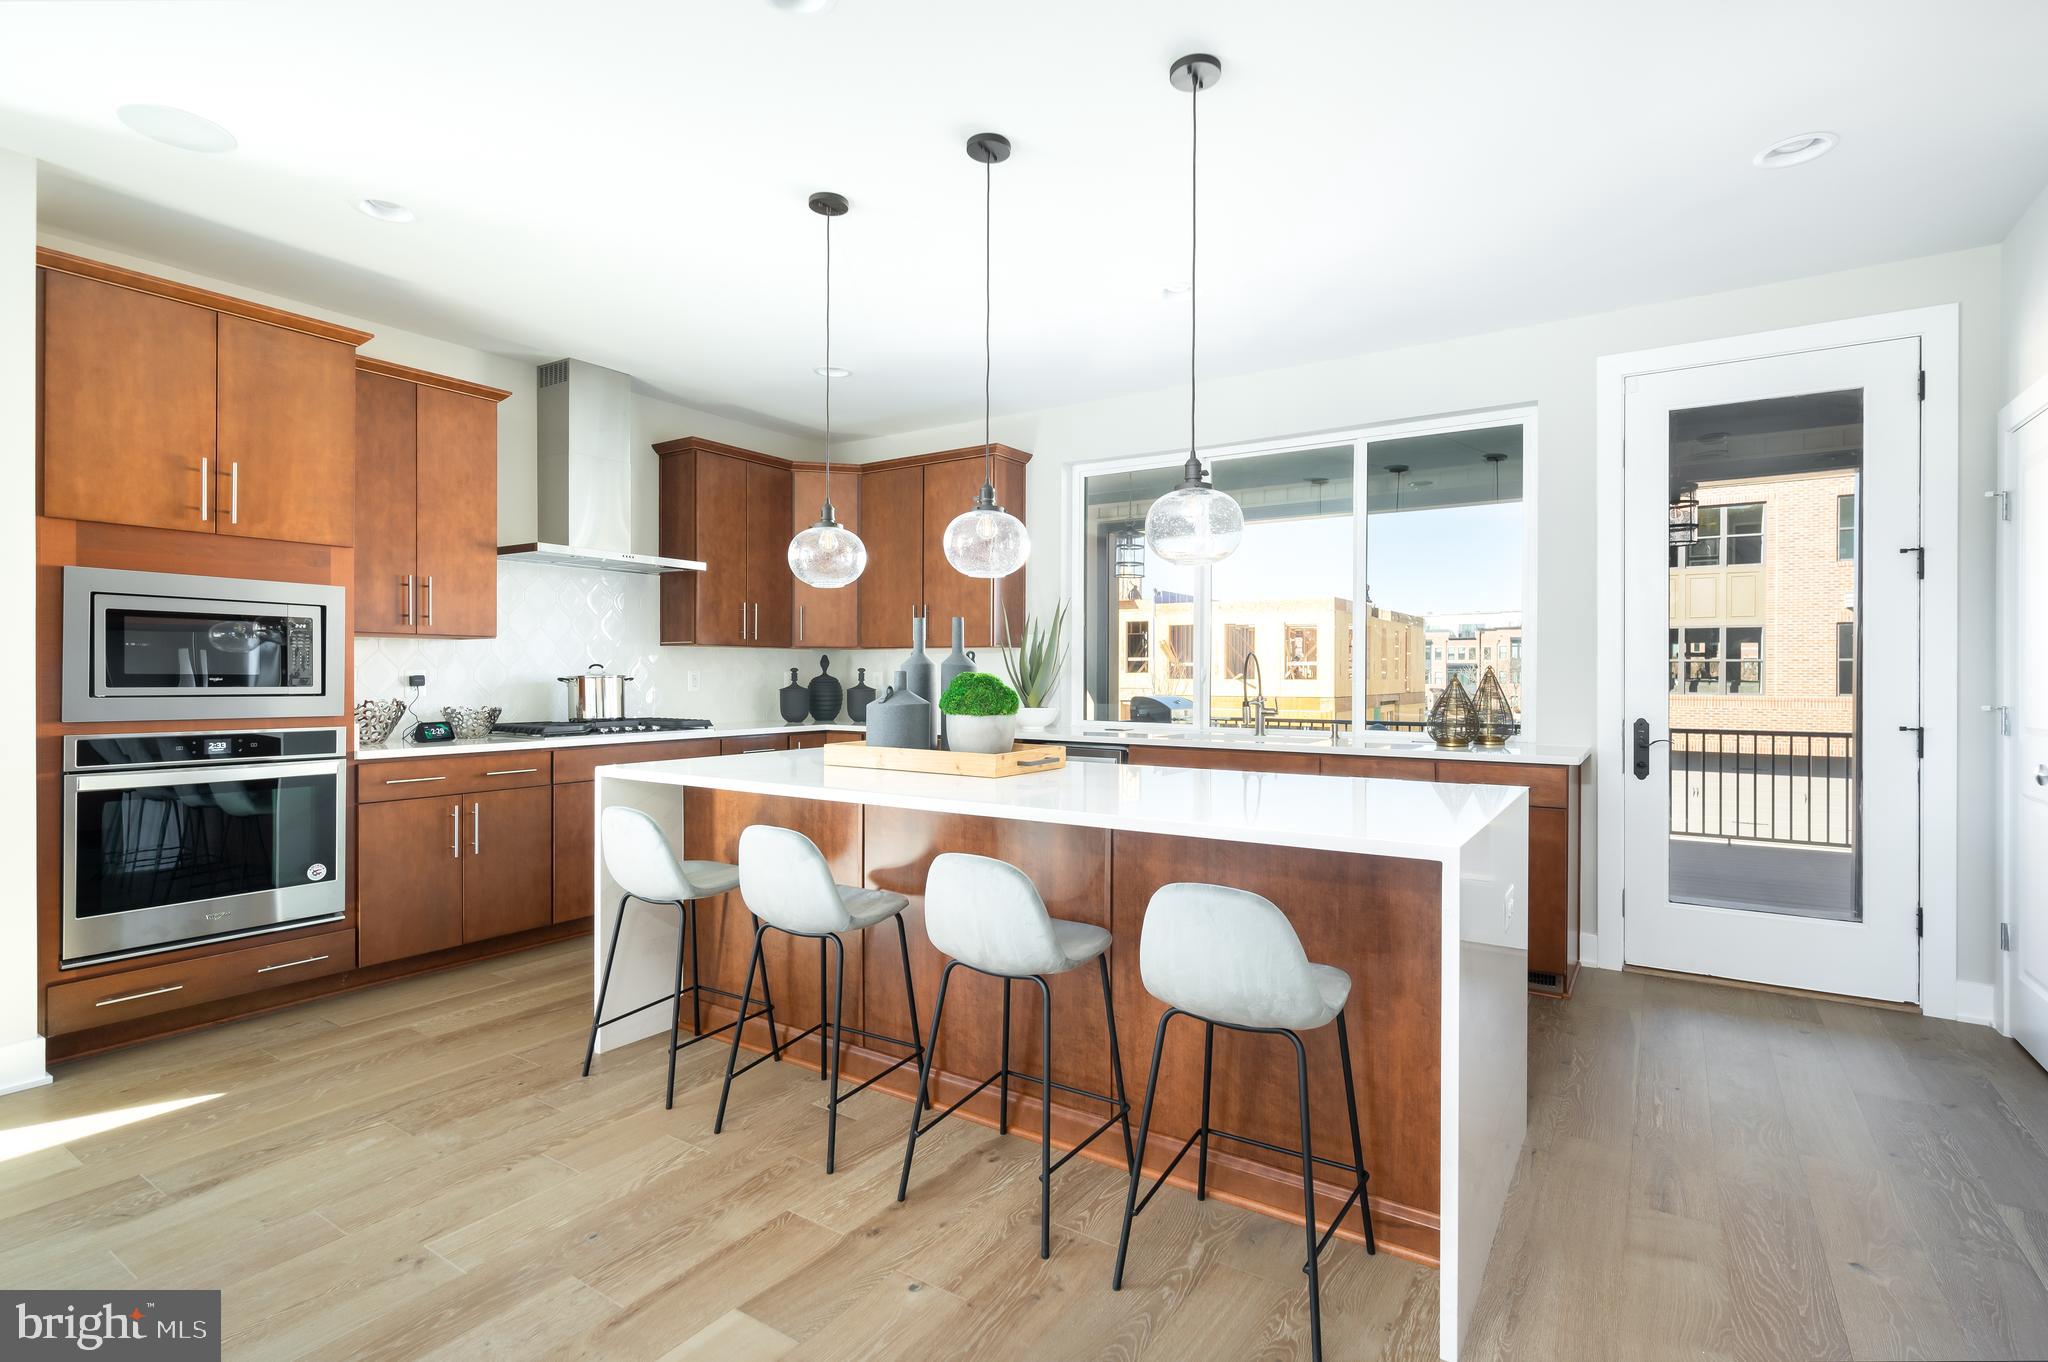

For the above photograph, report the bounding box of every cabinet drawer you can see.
[552,739,718,784]
[1443,761,1570,808]
[47,929,356,1035]
[719,735,792,756]
[356,752,553,802]
[1319,754,1438,781]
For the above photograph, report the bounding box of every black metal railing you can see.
[1669,729,1854,849]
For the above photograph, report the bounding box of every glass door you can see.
[1622,340,1921,1001]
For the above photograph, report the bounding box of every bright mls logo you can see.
[4,1292,220,1359]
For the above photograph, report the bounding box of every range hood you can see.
[498,359,706,575]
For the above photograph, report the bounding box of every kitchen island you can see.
[591,749,1528,1362]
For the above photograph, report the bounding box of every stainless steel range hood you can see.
[498,359,706,575]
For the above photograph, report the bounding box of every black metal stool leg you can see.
[1112,1008,1176,1291]
[998,977,1012,1134]
[1035,974,1053,1260]
[1197,1020,1215,1200]
[686,900,702,1037]
[1336,1007,1376,1255]
[664,901,688,1109]
[750,913,783,1062]
[1287,1029,1324,1362]
[713,923,767,1133]
[582,893,631,1077]
[817,937,829,1083]
[1098,955,1135,1172]
[825,932,846,1173]
[898,961,958,1201]
[895,915,926,1076]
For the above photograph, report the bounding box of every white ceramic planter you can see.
[1015,705,1058,732]
[947,713,1018,754]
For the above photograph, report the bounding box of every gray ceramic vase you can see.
[866,669,933,750]
[899,612,937,745]
[846,668,876,724]
[937,616,976,749]
[806,655,843,722]
[778,668,810,725]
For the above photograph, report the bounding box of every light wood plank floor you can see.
[4,941,2047,1360]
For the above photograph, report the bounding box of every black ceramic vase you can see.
[807,655,843,722]
[846,667,876,723]
[778,668,809,724]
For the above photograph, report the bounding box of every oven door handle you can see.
[66,758,348,792]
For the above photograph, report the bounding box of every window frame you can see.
[1064,405,1539,739]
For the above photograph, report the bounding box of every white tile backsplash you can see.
[354,560,901,725]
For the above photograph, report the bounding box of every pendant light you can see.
[1145,53,1243,566]
[788,191,868,589]
[942,133,1031,579]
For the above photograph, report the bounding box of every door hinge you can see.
[1900,546,1925,579]
[1917,906,1924,938]
[1988,488,2012,521]
[2002,921,2012,952]
[1918,369,1927,400]
[1984,704,2013,736]
[1899,725,1925,758]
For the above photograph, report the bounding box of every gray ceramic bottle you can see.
[937,616,976,748]
[899,609,938,745]
[866,669,933,750]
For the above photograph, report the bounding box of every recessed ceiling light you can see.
[768,0,835,12]
[116,104,236,154]
[355,197,415,223]
[1754,132,1837,168]
[815,365,849,378]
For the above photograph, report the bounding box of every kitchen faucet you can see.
[1241,650,1274,737]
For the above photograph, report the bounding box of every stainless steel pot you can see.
[560,664,632,721]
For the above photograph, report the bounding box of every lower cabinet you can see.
[552,781,595,923]
[357,787,552,966]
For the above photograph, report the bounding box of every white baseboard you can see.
[0,1035,51,1098]
[1954,980,1997,1029]
[1580,931,1605,968]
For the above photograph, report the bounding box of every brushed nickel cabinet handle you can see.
[257,954,331,974]
[229,461,240,525]
[484,768,539,776]
[96,984,184,1008]
[402,574,414,626]
[451,803,460,857]
[383,775,446,785]
[471,801,481,855]
[799,604,806,642]
[424,576,435,626]
[199,457,209,521]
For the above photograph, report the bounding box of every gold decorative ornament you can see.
[1425,676,1478,750]
[1471,666,1521,748]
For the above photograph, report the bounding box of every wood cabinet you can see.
[352,359,509,638]
[719,734,791,755]
[37,251,372,543]
[920,453,1028,651]
[552,783,595,923]
[858,447,1029,649]
[357,796,465,966]
[791,466,860,648]
[856,462,926,648]
[656,440,796,646]
[44,928,356,1036]
[460,786,554,941]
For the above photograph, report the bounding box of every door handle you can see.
[471,801,481,855]
[229,461,240,525]
[2035,764,2046,787]
[199,456,209,522]
[450,803,460,858]
[1632,717,1670,780]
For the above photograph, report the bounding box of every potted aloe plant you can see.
[939,672,1021,754]
[1000,603,1068,732]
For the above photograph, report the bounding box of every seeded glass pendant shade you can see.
[1146,53,1241,568]
[789,190,868,589]
[943,132,1030,580]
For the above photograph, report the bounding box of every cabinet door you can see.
[857,463,924,648]
[694,452,750,645]
[414,385,499,638]
[461,785,553,942]
[1528,805,1572,980]
[746,460,794,646]
[921,458,992,646]
[552,781,595,923]
[353,371,419,634]
[41,270,217,532]
[356,796,464,966]
[216,315,356,546]
[791,467,860,648]
[991,454,1028,649]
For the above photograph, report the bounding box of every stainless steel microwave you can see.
[63,567,347,722]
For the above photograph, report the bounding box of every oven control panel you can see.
[66,726,347,771]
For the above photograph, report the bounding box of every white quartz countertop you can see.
[596,748,1526,860]
[1026,725,1590,767]
[353,722,864,760]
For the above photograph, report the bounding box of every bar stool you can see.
[581,807,782,1109]
[895,853,1134,1259]
[714,824,927,1172]
[1111,882,1375,1362]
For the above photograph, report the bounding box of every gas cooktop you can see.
[490,718,714,738]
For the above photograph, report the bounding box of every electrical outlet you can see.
[687,670,702,693]
[407,674,427,688]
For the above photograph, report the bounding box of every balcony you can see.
[1668,729,1855,921]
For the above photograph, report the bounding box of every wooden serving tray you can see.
[820,741,1067,778]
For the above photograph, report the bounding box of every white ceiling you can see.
[3,1,2045,443]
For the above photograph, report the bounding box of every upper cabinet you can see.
[656,438,797,647]
[858,446,1029,651]
[37,251,372,547]
[352,359,510,638]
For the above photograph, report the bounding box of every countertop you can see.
[1021,724,1590,767]
[595,747,1526,860]
[353,722,865,761]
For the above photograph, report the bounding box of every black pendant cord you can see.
[982,152,994,497]
[1188,66,1199,474]
[823,210,833,511]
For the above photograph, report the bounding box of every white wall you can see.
[2008,181,2048,401]
[838,247,2006,986]
[0,153,46,1094]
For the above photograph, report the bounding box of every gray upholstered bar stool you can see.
[582,806,781,1109]
[895,852,1134,1259]
[1111,882,1375,1362]
[714,824,927,1172]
